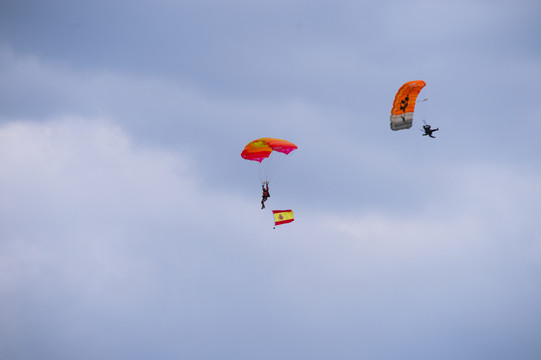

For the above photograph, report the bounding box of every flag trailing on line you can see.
[273,209,294,226]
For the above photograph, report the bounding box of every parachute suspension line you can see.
[264,156,273,183]
[270,151,292,184]
[255,151,293,185]
[258,159,270,184]
[259,155,275,183]
[257,164,265,184]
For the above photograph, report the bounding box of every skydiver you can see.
[261,182,270,209]
[422,124,439,138]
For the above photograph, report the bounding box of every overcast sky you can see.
[1,1,540,359]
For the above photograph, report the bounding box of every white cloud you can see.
[0,118,262,301]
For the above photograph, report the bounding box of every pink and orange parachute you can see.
[390,80,426,131]
[241,138,297,162]
[241,138,297,183]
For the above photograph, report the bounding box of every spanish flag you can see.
[273,209,294,226]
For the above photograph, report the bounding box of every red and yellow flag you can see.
[273,209,294,226]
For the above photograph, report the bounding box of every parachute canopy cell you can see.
[241,138,298,163]
[390,80,426,131]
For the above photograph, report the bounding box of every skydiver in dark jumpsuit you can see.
[261,182,270,209]
[422,124,439,138]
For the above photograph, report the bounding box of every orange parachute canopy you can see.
[390,80,426,131]
[241,138,297,163]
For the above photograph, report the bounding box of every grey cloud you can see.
[1,0,541,358]
[1,119,540,359]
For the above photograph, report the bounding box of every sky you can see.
[1,0,540,359]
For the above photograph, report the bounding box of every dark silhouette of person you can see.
[261,182,270,209]
[422,124,439,138]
